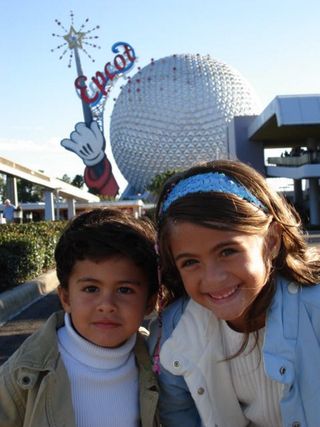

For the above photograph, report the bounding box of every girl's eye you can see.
[181,259,198,268]
[118,286,134,294]
[221,248,237,257]
[83,285,99,293]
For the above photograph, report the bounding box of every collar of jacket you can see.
[135,330,160,427]
[11,310,159,427]
[13,311,64,376]
[160,276,302,370]
[160,299,222,371]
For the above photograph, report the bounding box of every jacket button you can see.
[291,422,300,427]
[279,366,286,375]
[22,376,31,385]
[173,360,180,368]
[288,283,298,294]
[197,387,205,395]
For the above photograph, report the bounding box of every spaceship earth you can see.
[110,54,261,193]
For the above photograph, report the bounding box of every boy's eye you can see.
[118,286,134,294]
[83,285,99,293]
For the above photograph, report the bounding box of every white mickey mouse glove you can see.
[61,121,106,167]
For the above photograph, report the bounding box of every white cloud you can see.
[0,137,61,154]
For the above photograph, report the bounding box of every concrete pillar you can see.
[55,190,61,221]
[67,198,76,219]
[293,179,303,205]
[44,191,55,221]
[309,178,320,225]
[6,176,18,206]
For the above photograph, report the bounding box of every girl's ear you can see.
[266,222,282,260]
[57,285,71,313]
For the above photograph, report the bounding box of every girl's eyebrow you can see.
[174,239,239,262]
[174,252,195,262]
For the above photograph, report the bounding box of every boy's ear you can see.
[57,285,71,313]
[266,222,282,260]
[145,294,157,315]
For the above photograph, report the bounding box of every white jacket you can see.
[160,299,248,427]
[150,276,320,427]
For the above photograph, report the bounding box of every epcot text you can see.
[74,42,136,106]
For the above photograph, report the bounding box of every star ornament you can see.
[63,26,85,49]
[51,12,101,67]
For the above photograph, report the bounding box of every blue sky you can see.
[1,0,320,193]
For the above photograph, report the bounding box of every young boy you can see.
[0,208,160,427]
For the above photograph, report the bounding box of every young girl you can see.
[149,159,320,427]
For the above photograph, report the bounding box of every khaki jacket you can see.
[0,311,159,427]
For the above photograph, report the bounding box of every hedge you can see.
[0,221,66,292]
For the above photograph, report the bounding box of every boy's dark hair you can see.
[55,208,158,296]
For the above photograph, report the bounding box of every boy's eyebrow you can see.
[76,277,143,285]
[76,277,101,284]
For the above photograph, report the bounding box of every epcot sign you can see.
[74,42,136,105]
[52,12,137,197]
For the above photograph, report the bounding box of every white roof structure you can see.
[248,95,320,147]
[0,156,99,203]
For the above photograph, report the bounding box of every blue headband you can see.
[160,172,266,214]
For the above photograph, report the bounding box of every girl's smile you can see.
[169,221,273,331]
[207,284,240,301]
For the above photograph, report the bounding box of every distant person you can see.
[3,199,15,223]
[0,212,6,224]
[0,208,160,427]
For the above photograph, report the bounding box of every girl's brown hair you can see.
[156,160,320,333]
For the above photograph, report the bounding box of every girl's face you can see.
[169,221,277,331]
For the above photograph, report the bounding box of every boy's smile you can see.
[58,256,153,347]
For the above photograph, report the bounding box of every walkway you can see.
[0,291,61,365]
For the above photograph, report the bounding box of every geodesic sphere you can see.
[110,54,261,193]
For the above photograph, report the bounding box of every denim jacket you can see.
[0,311,159,427]
[149,276,320,427]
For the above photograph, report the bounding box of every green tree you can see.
[61,174,71,184]
[147,169,178,197]
[71,174,84,189]
[17,179,42,202]
[0,174,7,201]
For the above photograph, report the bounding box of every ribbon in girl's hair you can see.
[160,172,266,214]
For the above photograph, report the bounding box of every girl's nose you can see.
[200,263,228,291]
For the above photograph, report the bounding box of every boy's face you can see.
[58,256,155,348]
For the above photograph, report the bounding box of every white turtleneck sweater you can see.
[220,320,283,427]
[57,313,139,427]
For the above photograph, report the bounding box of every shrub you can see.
[0,221,66,291]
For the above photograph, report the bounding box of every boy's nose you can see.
[97,293,117,313]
